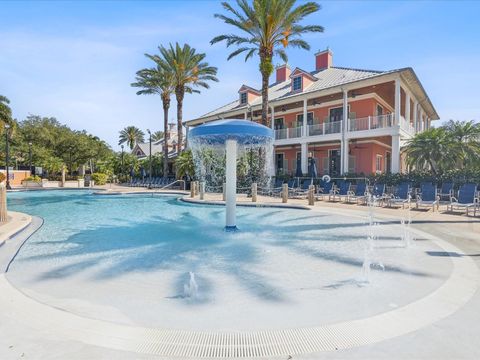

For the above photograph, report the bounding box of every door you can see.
[275,153,284,174]
[385,152,391,174]
[329,107,343,122]
[274,118,284,130]
[329,149,340,176]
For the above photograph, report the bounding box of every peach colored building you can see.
[185,49,438,176]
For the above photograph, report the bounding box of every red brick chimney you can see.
[275,64,291,83]
[315,48,333,71]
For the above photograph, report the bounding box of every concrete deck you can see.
[1,187,479,359]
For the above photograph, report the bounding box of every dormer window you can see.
[292,76,302,91]
[240,92,247,104]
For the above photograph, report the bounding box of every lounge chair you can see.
[316,181,334,201]
[329,181,351,202]
[287,178,300,196]
[438,182,454,201]
[294,179,313,198]
[346,182,367,204]
[387,183,411,208]
[416,183,440,211]
[448,183,478,216]
[368,183,386,205]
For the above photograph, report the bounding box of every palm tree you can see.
[151,131,164,142]
[175,149,195,179]
[158,43,218,154]
[211,0,323,126]
[0,95,12,128]
[118,126,145,150]
[404,127,456,175]
[132,62,174,176]
[443,120,480,169]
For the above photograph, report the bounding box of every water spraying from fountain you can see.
[189,120,274,231]
[401,208,415,248]
[183,272,198,299]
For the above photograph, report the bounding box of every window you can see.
[276,153,284,173]
[240,92,247,104]
[348,155,356,174]
[376,104,383,116]
[274,118,284,130]
[376,155,383,173]
[296,112,314,126]
[292,76,302,91]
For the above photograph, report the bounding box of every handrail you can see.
[160,179,186,190]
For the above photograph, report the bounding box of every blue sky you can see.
[1,0,479,149]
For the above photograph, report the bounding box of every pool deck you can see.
[1,186,480,359]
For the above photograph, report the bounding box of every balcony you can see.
[275,126,302,140]
[307,120,342,136]
[274,114,416,143]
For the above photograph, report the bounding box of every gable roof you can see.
[289,67,317,82]
[238,84,261,95]
[188,66,438,123]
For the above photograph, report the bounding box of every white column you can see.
[341,89,348,174]
[405,93,411,124]
[301,142,308,175]
[225,139,237,231]
[302,99,308,137]
[270,105,276,176]
[342,139,349,174]
[244,112,248,120]
[391,135,400,173]
[413,100,418,132]
[394,78,401,126]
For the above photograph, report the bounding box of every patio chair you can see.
[294,179,313,198]
[370,183,386,205]
[329,181,351,202]
[316,181,334,201]
[416,183,440,212]
[438,182,454,201]
[346,182,367,204]
[448,183,478,216]
[387,183,411,208]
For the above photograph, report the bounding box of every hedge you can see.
[91,173,108,185]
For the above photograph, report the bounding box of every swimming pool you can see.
[6,190,451,331]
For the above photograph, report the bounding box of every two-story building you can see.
[185,49,438,176]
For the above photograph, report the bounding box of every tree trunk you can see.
[175,86,184,155]
[261,69,269,127]
[162,97,170,177]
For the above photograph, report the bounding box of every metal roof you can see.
[187,66,439,123]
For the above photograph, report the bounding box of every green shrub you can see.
[23,175,42,183]
[91,173,108,185]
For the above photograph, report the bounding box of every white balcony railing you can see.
[348,114,395,132]
[307,120,342,136]
[275,114,416,142]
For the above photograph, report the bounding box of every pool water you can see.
[6,190,451,330]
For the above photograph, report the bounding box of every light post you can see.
[147,129,152,189]
[28,142,33,176]
[4,124,11,190]
[120,144,124,180]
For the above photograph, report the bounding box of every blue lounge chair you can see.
[346,182,367,204]
[387,183,411,208]
[438,182,454,201]
[294,179,313,198]
[416,183,439,211]
[329,181,351,202]
[448,183,478,216]
[316,181,334,201]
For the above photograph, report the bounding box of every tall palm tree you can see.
[443,120,480,169]
[118,126,145,150]
[151,131,164,142]
[158,43,218,154]
[404,127,456,175]
[132,61,174,176]
[211,0,323,126]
